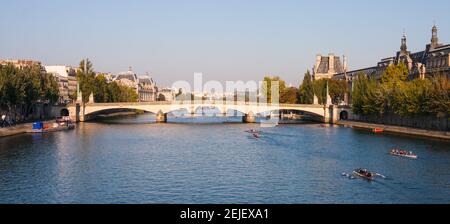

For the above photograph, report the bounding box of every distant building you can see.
[333,25,450,81]
[313,54,346,80]
[96,72,114,83]
[157,88,176,102]
[45,66,77,104]
[114,67,159,102]
[0,59,44,70]
[114,67,139,90]
[138,74,158,102]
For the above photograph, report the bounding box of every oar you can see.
[341,172,355,179]
[375,173,386,179]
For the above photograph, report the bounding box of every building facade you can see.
[138,74,158,102]
[157,88,176,102]
[44,66,77,104]
[333,26,450,81]
[0,59,44,70]
[114,68,159,102]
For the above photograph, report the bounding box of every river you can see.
[0,114,449,203]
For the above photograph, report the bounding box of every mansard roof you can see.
[115,70,138,82]
[429,44,450,53]
[316,56,344,74]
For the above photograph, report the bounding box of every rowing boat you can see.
[390,151,418,159]
[245,129,260,134]
[353,169,375,181]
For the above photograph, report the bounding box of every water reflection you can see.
[0,114,449,203]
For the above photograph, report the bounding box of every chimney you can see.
[328,53,335,74]
[315,54,322,73]
[343,55,348,72]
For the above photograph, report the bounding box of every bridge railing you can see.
[67,100,327,108]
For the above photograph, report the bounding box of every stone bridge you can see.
[67,101,352,123]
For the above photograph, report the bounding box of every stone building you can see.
[114,68,159,102]
[333,25,450,81]
[114,68,139,90]
[44,66,77,104]
[0,59,44,70]
[138,74,158,102]
[157,88,176,102]
[312,54,346,80]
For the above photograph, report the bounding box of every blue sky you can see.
[1,0,449,86]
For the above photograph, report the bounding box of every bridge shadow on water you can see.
[88,111,323,126]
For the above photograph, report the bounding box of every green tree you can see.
[0,65,5,106]
[379,62,409,114]
[1,64,25,112]
[361,78,381,115]
[280,87,299,104]
[428,75,450,116]
[93,74,109,102]
[0,63,59,119]
[261,76,286,103]
[40,72,60,104]
[22,65,42,111]
[76,59,95,103]
[298,70,314,104]
[381,62,408,84]
[352,72,369,114]
[329,79,348,104]
[107,82,121,102]
[312,78,328,104]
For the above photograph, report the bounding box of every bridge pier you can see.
[156,111,167,123]
[66,102,336,124]
[243,111,256,123]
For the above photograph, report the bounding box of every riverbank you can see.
[0,121,54,138]
[0,123,31,138]
[338,120,450,140]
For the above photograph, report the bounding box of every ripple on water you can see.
[0,115,449,203]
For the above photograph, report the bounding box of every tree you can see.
[312,78,328,104]
[1,64,26,113]
[361,78,381,115]
[0,63,59,120]
[329,79,348,105]
[40,72,60,104]
[107,82,121,102]
[93,74,109,103]
[22,65,42,111]
[381,62,408,84]
[261,76,286,103]
[298,70,314,104]
[352,72,369,114]
[349,63,448,117]
[379,62,409,114]
[0,65,5,107]
[428,75,450,116]
[76,59,96,103]
[280,87,299,104]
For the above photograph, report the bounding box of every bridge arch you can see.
[82,107,157,120]
[256,108,324,118]
[60,108,70,117]
[339,110,349,120]
[68,102,333,123]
